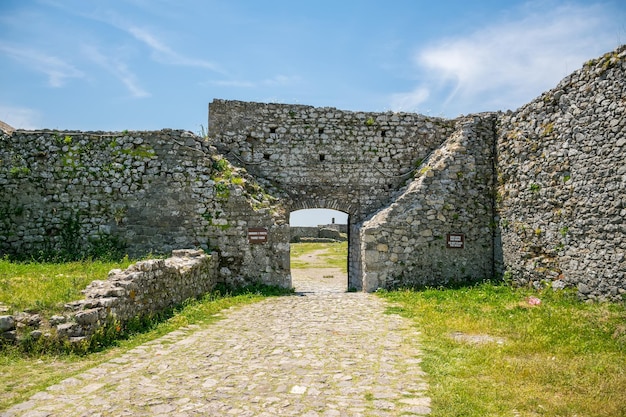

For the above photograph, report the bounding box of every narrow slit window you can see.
[319,154,326,162]
[263,153,271,160]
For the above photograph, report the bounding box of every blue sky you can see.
[1,0,625,226]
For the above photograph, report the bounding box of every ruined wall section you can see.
[1,249,219,343]
[0,129,290,288]
[208,100,456,223]
[497,45,626,301]
[361,115,497,291]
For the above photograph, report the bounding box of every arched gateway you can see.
[208,99,469,290]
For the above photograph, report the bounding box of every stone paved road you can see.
[2,273,430,417]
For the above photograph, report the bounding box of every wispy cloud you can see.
[0,42,83,87]
[390,87,430,113]
[40,1,223,74]
[391,3,621,114]
[0,105,40,129]
[126,26,222,73]
[209,74,301,89]
[82,45,150,98]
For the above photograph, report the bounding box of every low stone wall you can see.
[290,226,347,242]
[290,226,319,242]
[0,249,218,343]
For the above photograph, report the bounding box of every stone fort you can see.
[1,45,625,302]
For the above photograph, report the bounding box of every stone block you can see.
[0,315,15,332]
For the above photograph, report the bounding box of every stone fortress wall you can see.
[0,128,290,289]
[208,99,456,289]
[360,115,497,291]
[0,45,624,302]
[496,47,626,301]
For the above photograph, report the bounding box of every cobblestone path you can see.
[3,275,430,416]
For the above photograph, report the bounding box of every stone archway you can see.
[287,201,361,291]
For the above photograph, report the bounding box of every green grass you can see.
[379,283,626,417]
[0,258,134,316]
[290,241,347,272]
[0,283,289,410]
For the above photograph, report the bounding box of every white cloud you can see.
[82,45,150,98]
[0,105,40,129]
[0,43,84,87]
[392,3,621,115]
[208,74,301,89]
[389,87,429,113]
[127,26,222,73]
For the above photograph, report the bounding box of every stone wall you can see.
[1,249,218,343]
[496,46,626,301]
[0,129,290,288]
[360,115,497,290]
[290,226,320,242]
[290,225,348,242]
[208,99,456,288]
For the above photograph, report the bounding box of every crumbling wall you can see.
[497,45,626,301]
[0,249,218,343]
[360,115,497,290]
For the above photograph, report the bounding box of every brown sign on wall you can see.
[248,227,268,244]
[446,233,465,249]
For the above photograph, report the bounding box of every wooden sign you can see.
[446,233,465,249]
[248,227,268,244]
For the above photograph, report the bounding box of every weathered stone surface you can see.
[497,45,626,301]
[360,115,497,290]
[0,129,290,289]
[0,315,15,332]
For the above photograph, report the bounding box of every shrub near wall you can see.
[497,46,626,301]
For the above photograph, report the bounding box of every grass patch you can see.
[379,283,626,417]
[0,283,289,410]
[290,241,347,273]
[0,258,135,316]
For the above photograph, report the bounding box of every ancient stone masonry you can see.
[0,249,218,343]
[290,224,348,242]
[209,99,456,289]
[360,115,497,291]
[0,129,290,288]
[497,46,626,302]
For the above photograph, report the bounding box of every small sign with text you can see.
[248,227,268,244]
[446,233,465,249]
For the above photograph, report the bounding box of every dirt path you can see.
[291,248,348,293]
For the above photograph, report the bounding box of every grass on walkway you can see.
[380,283,626,417]
[290,241,347,273]
[0,257,291,410]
